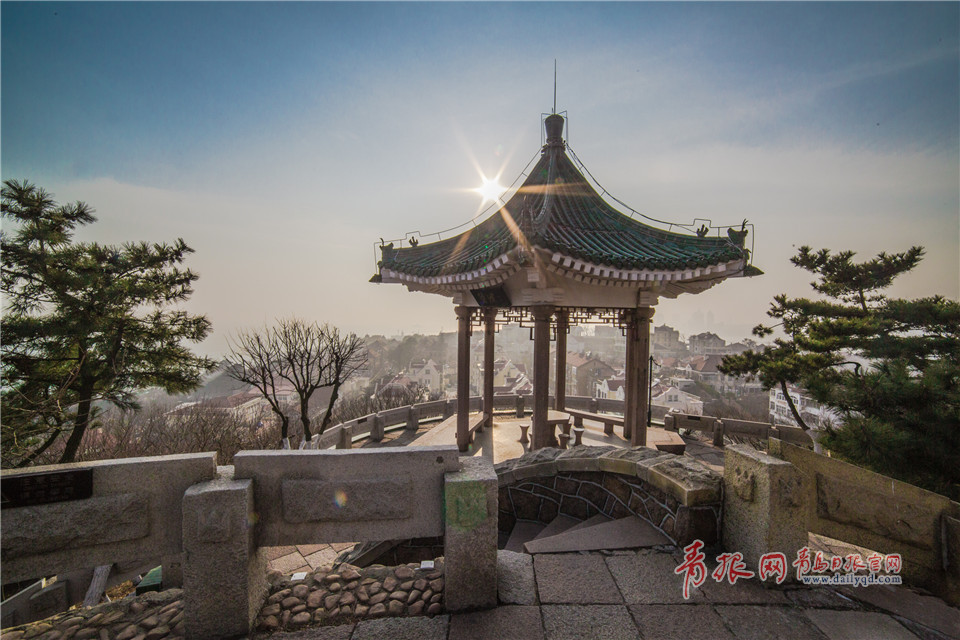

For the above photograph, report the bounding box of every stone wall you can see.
[495,446,722,546]
[773,440,960,605]
[1,453,218,588]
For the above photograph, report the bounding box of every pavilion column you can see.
[455,305,473,452]
[482,308,497,427]
[623,310,638,442]
[554,310,569,411]
[531,305,555,450]
[625,307,655,447]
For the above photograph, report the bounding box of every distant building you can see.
[408,359,444,393]
[595,376,626,401]
[652,324,684,356]
[682,354,725,388]
[689,331,727,355]
[475,358,531,396]
[652,384,703,415]
[566,352,617,397]
[376,373,421,401]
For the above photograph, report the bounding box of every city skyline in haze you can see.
[3,2,958,357]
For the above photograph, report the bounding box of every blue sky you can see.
[3,2,958,355]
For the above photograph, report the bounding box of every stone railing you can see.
[325,397,811,450]
[321,394,640,449]
[724,441,960,605]
[495,446,723,547]
[1,447,498,639]
[663,412,814,448]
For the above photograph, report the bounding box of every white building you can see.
[652,385,703,415]
[595,377,626,401]
[769,385,840,429]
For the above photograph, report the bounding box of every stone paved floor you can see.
[256,548,960,640]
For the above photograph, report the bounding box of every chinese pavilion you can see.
[372,112,759,452]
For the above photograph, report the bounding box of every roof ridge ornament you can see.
[544,113,565,149]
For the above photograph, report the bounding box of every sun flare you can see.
[474,177,505,204]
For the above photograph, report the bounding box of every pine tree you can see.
[1,180,216,466]
[720,246,960,498]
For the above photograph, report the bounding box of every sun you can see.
[474,176,505,205]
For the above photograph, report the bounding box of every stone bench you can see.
[566,409,624,436]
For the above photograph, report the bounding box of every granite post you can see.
[723,444,807,581]
[444,456,498,611]
[182,470,266,639]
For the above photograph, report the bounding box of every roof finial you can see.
[553,59,557,114]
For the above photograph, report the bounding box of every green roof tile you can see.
[379,115,749,279]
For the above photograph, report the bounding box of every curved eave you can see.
[379,245,749,294]
[546,250,747,286]
[380,247,522,289]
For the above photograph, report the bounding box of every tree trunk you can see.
[780,380,810,431]
[60,380,95,463]
[299,398,312,441]
[319,382,342,435]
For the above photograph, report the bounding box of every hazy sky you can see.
[3,2,958,357]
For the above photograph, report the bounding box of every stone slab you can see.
[534,553,622,604]
[304,547,338,570]
[645,428,686,455]
[271,551,311,575]
[265,625,355,639]
[837,585,960,638]
[505,522,546,553]
[498,550,538,605]
[524,516,670,554]
[714,605,833,640]
[2,493,149,556]
[565,513,613,533]
[606,550,706,604]
[351,615,450,640]
[282,477,413,522]
[785,587,863,610]
[233,446,459,546]
[541,604,640,640]
[1,452,217,585]
[449,605,545,640]
[642,456,722,507]
[628,604,736,640]
[261,546,298,561]
[535,515,582,540]
[804,610,921,640]
[698,574,789,605]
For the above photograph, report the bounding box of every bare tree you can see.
[316,326,367,435]
[225,328,293,447]
[226,319,366,447]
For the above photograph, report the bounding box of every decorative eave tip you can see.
[741,264,764,278]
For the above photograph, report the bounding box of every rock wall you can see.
[495,446,722,546]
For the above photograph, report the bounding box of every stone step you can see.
[523,516,670,554]
[533,515,582,541]
[563,513,612,533]
[504,521,546,553]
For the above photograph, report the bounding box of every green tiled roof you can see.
[378,115,749,279]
